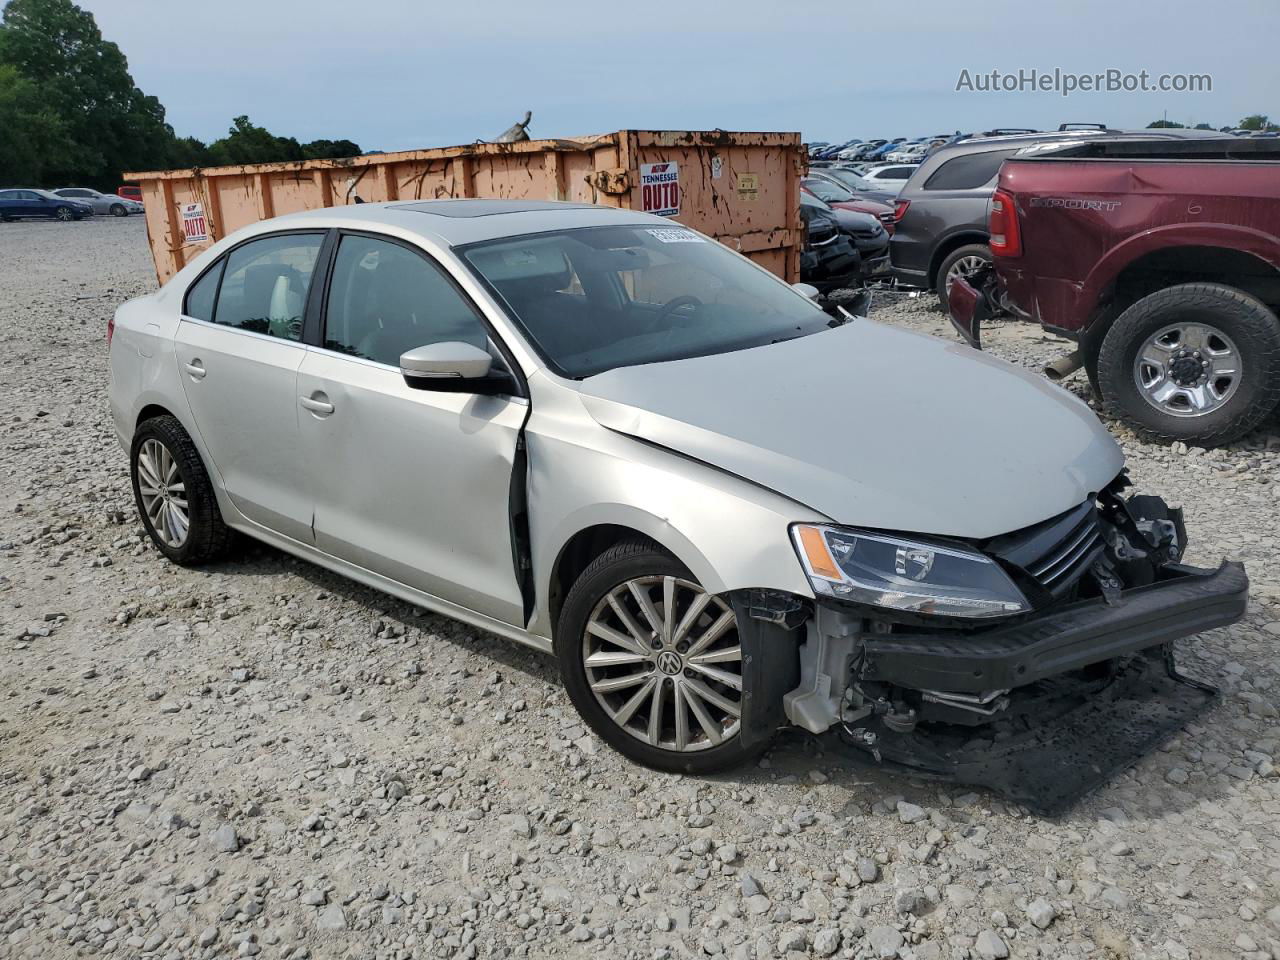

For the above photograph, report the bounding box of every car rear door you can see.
[173,231,327,543]
[296,231,528,625]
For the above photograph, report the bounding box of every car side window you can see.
[184,259,225,322]
[922,149,1018,190]
[324,234,491,366]
[213,233,323,341]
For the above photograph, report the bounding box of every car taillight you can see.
[989,189,1022,257]
[892,199,910,222]
[107,314,115,348]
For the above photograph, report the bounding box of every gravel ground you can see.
[1,218,1278,960]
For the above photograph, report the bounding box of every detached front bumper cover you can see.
[859,561,1248,694]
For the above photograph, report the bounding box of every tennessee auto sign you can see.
[640,162,680,217]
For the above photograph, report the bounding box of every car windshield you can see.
[824,171,879,193]
[807,178,855,202]
[461,225,832,378]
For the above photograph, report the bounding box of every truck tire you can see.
[555,539,766,774]
[935,243,992,303]
[1097,283,1280,447]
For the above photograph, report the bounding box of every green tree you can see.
[1238,114,1278,132]
[0,0,176,185]
[205,115,305,166]
[0,62,75,182]
[302,138,361,161]
[0,0,363,183]
[1146,119,1186,128]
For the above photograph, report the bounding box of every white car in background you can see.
[885,143,929,163]
[53,187,143,217]
[858,164,919,194]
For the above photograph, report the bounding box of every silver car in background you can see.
[107,199,1246,775]
[53,187,144,217]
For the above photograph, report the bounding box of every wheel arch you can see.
[545,518,720,638]
[1081,242,1280,362]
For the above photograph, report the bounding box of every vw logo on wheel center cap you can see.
[656,650,683,676]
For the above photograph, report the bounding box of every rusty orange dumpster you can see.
[125,129,805,285]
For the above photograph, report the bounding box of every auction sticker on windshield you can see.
[645,228,704,243]
[640,162,681,217]
[181,202,208,244]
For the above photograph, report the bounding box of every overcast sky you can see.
[88,0,1276,150]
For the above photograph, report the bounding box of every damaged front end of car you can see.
[743,474,1248,812]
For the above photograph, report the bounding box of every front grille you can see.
[987,501,1104,600]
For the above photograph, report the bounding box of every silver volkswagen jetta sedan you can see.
[108,199,1246,776]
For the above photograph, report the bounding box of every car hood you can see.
[576,321,1123,540]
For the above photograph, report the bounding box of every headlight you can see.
[791,524,1029,619]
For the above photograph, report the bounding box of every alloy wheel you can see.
[55,207,73,222]
[1133,321,1241,418]
[582,576,742,753]
[944,254,988,292]
[136,438,190,548]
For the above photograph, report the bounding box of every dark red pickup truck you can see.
[951,138,1280,446]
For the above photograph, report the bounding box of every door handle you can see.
[184,359,206,380]
[300,393,335,417]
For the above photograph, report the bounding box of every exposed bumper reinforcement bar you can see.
[859,561,1248,694]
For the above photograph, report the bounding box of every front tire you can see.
[1097,283,1280,447]
[556,540,764,774]
[54,206,74,222]
[109,203,127,217]
[131,416,234,565]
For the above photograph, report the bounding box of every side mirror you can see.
[792,282,821,301]
[399,341,516,396]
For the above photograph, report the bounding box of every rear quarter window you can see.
[184,260,224,322]
[923,149,1018,190]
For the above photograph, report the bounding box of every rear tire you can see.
[556,539,766,774]
[1097,283,1280,447]
[935,243,992,303]
[130,415,234,565]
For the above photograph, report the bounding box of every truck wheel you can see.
[555,540,765,774]
[935,243,992,303]
[1097,283,1280,447]
[131,415,235,565]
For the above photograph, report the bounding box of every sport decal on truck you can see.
[180,202,209,243]
[640,162,680,217]
[1029,196,1122,212]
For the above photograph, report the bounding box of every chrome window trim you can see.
[175,313,310,350]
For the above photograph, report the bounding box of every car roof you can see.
[242,199,671,247]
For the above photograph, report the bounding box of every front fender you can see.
[524,424,824,641]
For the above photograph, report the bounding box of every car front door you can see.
[296,232,528,625]
[173,231,326,543]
